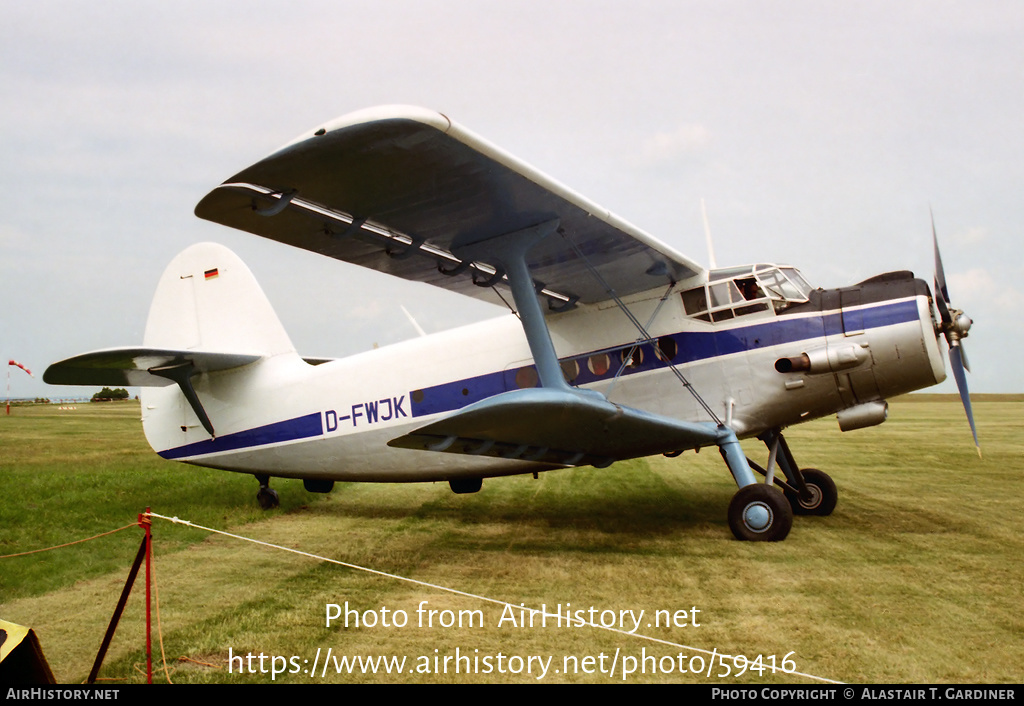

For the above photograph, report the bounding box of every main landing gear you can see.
[781,468,837,516]
[255,474,279,510]
[715,427,837,541]
[254,475,336,509]
[749,430,837,518]
[727,483,792,542]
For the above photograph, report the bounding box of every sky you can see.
[3,1,1022,403]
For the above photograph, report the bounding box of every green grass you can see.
[0,403,325,598]
[1,398,1021,684]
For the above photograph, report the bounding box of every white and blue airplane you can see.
[45,106,977,541]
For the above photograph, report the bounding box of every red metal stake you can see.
[87,530,148,684]
[138,509,153,684]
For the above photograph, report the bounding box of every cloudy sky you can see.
[3,1,1021,406]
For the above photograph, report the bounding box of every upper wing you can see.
[195,105,704,310]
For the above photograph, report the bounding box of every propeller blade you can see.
[933,231,954,330]
[934,275,952,327]
[949,344,981,458]
[932,209,951,310]
[931,211,979,456]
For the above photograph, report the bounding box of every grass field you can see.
[1,397,1021,684]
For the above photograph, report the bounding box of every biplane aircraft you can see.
[45,105,978,541]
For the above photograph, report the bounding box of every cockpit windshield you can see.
[681,264,813,322]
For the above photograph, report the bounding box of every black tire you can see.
[785,468,837,516]
[257,487,280,510]
[728,484,793,541]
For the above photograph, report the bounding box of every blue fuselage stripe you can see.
[158,412,323,460]
[410,299,921,418]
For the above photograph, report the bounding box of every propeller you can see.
[931,211,980,457]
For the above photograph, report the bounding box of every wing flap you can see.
[44,347,261,387]
[195,106,705,309]
[388,388,720,467]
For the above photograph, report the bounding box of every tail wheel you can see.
[728,484,793,541]
[256,487,280,510]
[785,468,837,516]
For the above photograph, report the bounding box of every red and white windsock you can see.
[8,360,33,377]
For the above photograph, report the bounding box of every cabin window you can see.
[620,346,643,369]
[561,359,580,384]
[515,366,539,389]
[656,336,678,362]
[588,353,611,376]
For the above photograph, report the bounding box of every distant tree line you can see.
[92,387,130,402]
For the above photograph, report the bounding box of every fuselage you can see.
[141,265,946,484]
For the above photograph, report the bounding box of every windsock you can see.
[8,360,33,377]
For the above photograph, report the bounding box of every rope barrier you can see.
[145,511,841,684]
[4,511,841,683]
[0,523,138,559]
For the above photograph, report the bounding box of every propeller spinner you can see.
[932,213,980,457]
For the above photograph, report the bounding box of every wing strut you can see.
[452,219,572,392]
[389,219,753,472]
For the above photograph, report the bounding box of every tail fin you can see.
[144,242,294,356]
[46,242,295,440]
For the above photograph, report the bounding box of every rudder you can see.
[144,242,295,356]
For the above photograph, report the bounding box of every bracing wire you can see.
[560,230,723,426]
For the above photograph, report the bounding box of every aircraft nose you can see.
[954,312,972,338]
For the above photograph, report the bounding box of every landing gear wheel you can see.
[728,484,793,541]
[257,487,280,510]
[785,468,836,516]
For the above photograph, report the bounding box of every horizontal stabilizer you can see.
[388,388,721,468]
[44,347,260,387]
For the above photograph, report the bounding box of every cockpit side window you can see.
[681,287,709,316]
[781,268,812,297]
[755,265,812,312]
[709,281,742,308]
[681,264,811,322]
[735,277,763,301]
